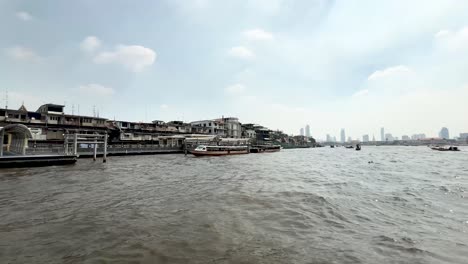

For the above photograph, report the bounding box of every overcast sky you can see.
[1,0,468,139]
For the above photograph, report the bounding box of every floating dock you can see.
[0,155,78,168]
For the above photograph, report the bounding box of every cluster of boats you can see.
[190,145,281,157]
[330,144,361,151]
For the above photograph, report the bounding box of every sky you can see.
[1,0,468,140]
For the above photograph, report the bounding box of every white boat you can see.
[191,145,249,156]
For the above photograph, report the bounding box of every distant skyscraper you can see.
[402,135,410,140]
[326,134,332,142]
[340,129,346,143]
[362,134,369,142]
[305,125,311,137]
[300,128,304,136]
[380,127,385,141]
[333,136,337,142]
[439,127,449,139]
[372,135,375,142]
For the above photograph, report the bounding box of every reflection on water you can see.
[1,146,468,263]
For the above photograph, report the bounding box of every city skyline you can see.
[2,1,468,137]
[318,126,462,142]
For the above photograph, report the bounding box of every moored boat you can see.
[191,145,249,156]
[251,145,281,153]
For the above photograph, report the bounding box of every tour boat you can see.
[191,145,249,156]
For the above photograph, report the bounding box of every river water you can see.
[0,146,467,264]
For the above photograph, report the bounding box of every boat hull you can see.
[191,150,249,156]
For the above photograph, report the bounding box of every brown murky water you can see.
[1,146,468,263]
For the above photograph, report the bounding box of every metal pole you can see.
[0,129,4,157]
[93,140,97,161]
[64,134,68,155]
[73,133,78,156]
[103,134,108,163]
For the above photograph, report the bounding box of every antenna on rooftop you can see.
[5,88,8,109]
[93,105,96,117]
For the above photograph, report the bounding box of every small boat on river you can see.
[430,146,460,151]
[191,145,249,156]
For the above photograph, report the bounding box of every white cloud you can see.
[16,11,32,21]
[434,26,468,52]
[160,104,169,109]
[243,28,273,41]
[80,36,101,53]
[352,89,369,98]
[367,65,412,81]
[228,46,255,59]
[435,30,450,39]
[225,84,246,95]
[78,84,115,96]
[5,46,40,61]
[94,45,157,72]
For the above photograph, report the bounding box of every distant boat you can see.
[191,145,249,156]
[356,144,361,151]
[330,145,335,148]
[430,146,460,152]
[345,146,354,149]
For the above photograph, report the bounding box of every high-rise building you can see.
[340,129,346,143]
[460,133,468,139]
[362,134,369,142]
[347,136,352,143]
[439,127,449,139]
[326,134,332,142]
[300,128,304,136]
[333,136,337,142]
[380,127,385,141]
[372,135,375,142]
[305,125,311,137]
[402,135,410,140]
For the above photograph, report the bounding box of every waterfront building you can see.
[402,135,410,140]
[385,133,394,141]
[411,134,426,140]
[300,128,304,136]
[326,134,332,142]
[190,119,226,137]
[340,129,346,143]
[305,125,311,137]
[362,134,369,142]
[332,136,337,142]
[0,103,107,141]
[439,127,449,139]
[460,133,468,139]
[381,127,385,142]
[372,135,375,142]
[347,136,352,143]
[218,117,241,138]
